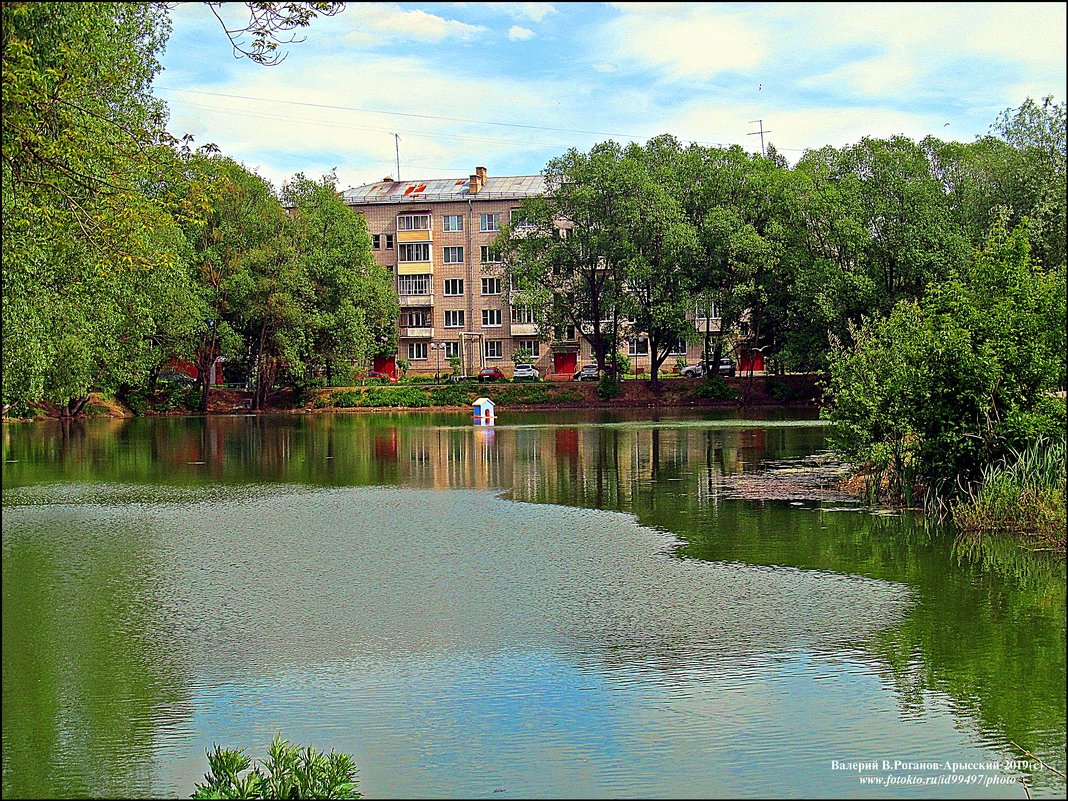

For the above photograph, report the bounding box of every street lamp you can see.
[430,341,444,381]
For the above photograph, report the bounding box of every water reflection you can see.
[2,413,1065,798]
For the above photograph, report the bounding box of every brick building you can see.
[344,166,724,379]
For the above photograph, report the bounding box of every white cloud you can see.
[593,63,617,74]
[454,3,558,23]
[599,4,768,79]
[343,3,487,43]
[508,25,535,41]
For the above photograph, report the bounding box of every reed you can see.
[951,438,1067,546]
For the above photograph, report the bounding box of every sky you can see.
[153,2,1067,193]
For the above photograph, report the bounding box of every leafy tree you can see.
[499,142,638,371]
[512,346,534,365]
[168,155,284,412]
[620,139,699,391]
[824,224,1066,501]
[281,173,397,389]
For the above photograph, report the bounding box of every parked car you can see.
[512,364,540,381]
[681,358,736,378]
[572,363,616,381]
[157,371,197,388]
[478,367,506,383]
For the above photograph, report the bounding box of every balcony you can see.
[510,323,538,337]
[401,327,434,339]
[399,293,434,307]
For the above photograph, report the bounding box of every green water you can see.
[2,411,1065,799]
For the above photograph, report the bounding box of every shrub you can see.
[191,734,360,799]
[694,376,741,400]
[361,386,426,407]
[765,376,809,403]
[597,372,621,400]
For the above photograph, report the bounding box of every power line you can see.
[156,85,736,148]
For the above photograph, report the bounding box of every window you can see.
[371,234,381,249]
[399,242,431,262]
[408,342,428,360]
[397,274,430,295]
[509,274,530,292]
[510,306,535,324]
[444,341,460,358]
[629,338,649,356]
[480,213,500,232]
[443,215,463,232]
[668,340,687,355]
[554,324,576,341]
[384,234,395,249]
[442,246,464,264]
[484,340,503,359]
[482,309,502,327]
[699,302,720,319]
[397,214,430,231]
[403,310,430,328]
[480,245,500,263]
[510,208,531,227]
[444,310,465,328]
[443,278,464,296]
[517,339,541,357]
[481,277,501,295]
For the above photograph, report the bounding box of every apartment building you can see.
[344,166,722,379]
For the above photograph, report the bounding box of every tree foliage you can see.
[824,224,1066,500]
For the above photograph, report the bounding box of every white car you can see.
[512,363,540,381]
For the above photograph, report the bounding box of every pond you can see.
[2,411,1065,798]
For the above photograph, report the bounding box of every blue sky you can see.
[153,2,1067,192]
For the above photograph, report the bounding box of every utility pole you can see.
[748,119,771,156]
[392,133,401,181]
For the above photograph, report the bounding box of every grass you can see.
[951,438,1067,547]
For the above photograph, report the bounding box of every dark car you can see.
[478,367,506,383]
[681,358,735,378]
[573,363,616,381]
[157,371,197,388]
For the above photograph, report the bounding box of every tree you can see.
[619,139,699,391]
[2,2,346,412]
[824,223,1066,501]
[280,173,397,389]
[499,142,638,372]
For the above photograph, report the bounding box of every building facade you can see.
[344,166,724,379]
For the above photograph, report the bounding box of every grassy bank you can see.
[950,438,1067,549]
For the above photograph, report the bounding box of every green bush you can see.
[694,376,741,400]
[324,390,361,408]
[765,377,809,403]
[361,386,427,407]
[494,384,551,405]
[191,734,360,799]
[597,372,621,400]
[549,388,584,403]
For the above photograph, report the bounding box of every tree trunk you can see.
[325,358,333,388]
[66,396,89,417]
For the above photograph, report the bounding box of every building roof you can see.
[342,175,545,205]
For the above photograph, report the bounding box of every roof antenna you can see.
[391,133,401,182]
